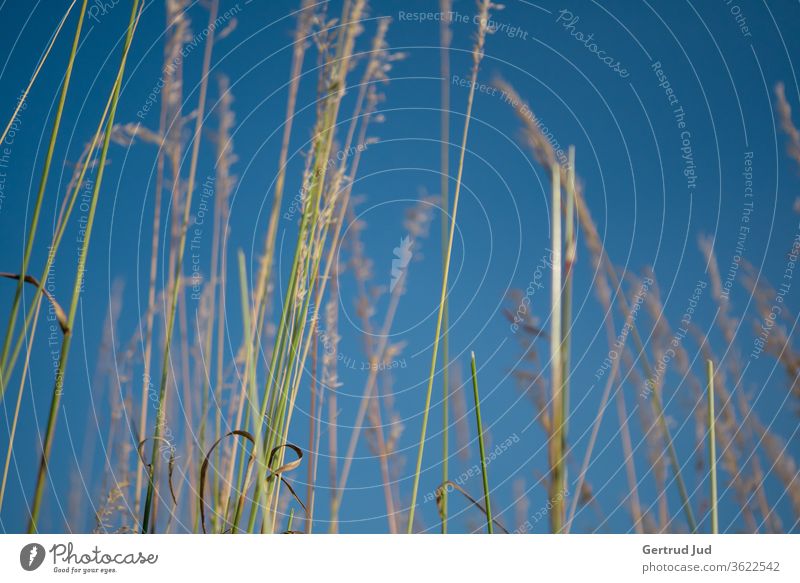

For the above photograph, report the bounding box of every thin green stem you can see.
[439,0,452,535]
[562,146,575,444]
[141,0,218,534]
[470,352,492,534]
[0,297,42,512]
[0,0,76,147]
[407,0,491,533]
[0,0,89,396]
[28,0,140,533]
[707,359,718,534]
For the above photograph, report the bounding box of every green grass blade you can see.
[470,352,492,534]
[439,0,452,535]
[141,0,219,533]
[0,0,77,147]
[407,0,492,533]
[0,0,89,395]
[28,0,141,533]
[549,162,564,534]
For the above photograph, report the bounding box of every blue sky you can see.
[0,0,798,533]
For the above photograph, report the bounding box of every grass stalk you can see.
[470,352,492,534]
[251,0,313,341]
[616,386,645,532]
[495,80,697,531]
[439,0,452,534]
[562,146,575,447]
[233,251,267,531]
[0,0,89,396]
[195,74,235,532]
[707,359,718,534]
[28,0,141,533]
[135,2,178,521]
[141,0,218,533]
[306,331,319,533]
[0,74,123,394]
[565,291,631,533]
[0,0,77,147]
[0,297,43,512]
[315,21,396,526]
[548,162,564,534]
[249,1,367,533]
[407,0,492,533]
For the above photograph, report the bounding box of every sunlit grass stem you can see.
[439,0,452,534]
[248,0,366,533]
[470,352,492,534]
[233,251,267,531]
[549,162,564,534]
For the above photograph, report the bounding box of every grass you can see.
[439,0,453,535]
[494,79,701,533]
[141,0,218,533]
[469,352,492,534]
[406,0,492,533]
[1,0,798,536]
[0,59,122,518]
[0,1,77,150]
[0,0,89,397]
[28,0,141,532]
[548,161,564,534]
[136,0,191,529]
[707,359,718,534]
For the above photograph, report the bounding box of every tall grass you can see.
[0,1,77,149]
[141,0,218,533]
[135,0,191,527]
[0,0,89,396]
[407,0,493,533]
[2,0,798,536]
[28,0,142,533]
[439,0,453,535]
[0,58,124,519]
[251,0,369,534]
[706,359,718,534]
[495,79,699,533]
[548,162,564,533]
